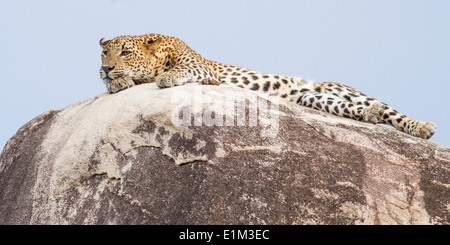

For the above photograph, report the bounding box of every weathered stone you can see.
[0,83,448,225]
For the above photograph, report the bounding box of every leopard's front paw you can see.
[361,102,385,124]
[107,77,135,94]
[156,72,191,88]
[412,121,436,140]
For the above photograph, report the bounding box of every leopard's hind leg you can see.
[313,82,436,139]
[294,84,384,125]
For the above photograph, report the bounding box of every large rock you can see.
[0,83,449,225]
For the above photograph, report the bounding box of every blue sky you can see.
[0,0,449,149]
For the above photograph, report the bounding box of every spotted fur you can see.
[99,34,436,139]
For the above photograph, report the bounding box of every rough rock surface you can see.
[0,83,449,225]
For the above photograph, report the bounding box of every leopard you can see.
[99,33,436,139]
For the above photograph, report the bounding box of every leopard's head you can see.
[99,34,168,85]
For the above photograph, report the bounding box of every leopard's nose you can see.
[101,65,115,74]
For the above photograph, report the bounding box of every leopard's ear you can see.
[145,37,162,45]
[99,38,111,48]
[143,37,162,54]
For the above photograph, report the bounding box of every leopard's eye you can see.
[102,50,108,56]
[120,51,132,56]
